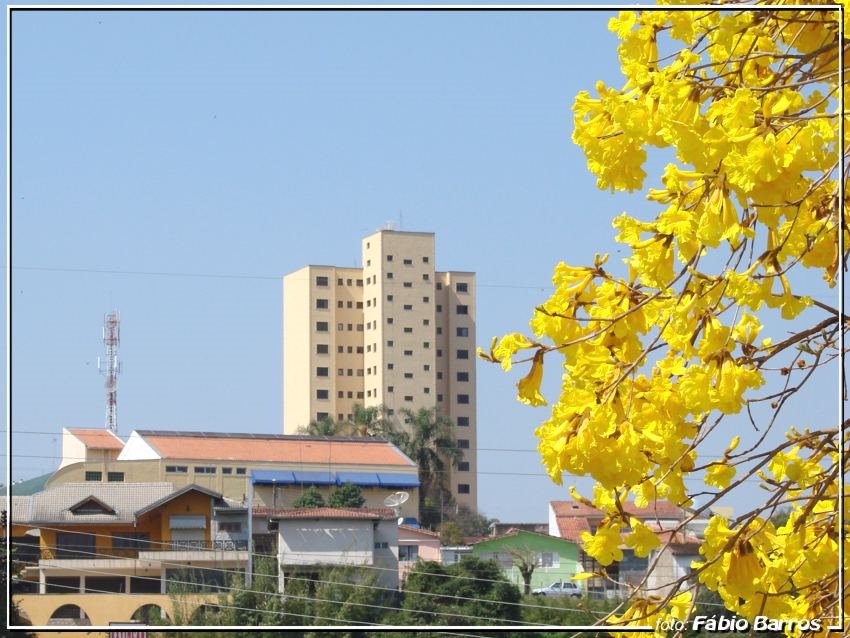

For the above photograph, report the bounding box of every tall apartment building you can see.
[283,230,477,509]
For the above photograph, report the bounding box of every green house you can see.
[470,529,581,593]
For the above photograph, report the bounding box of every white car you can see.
[531,581,583,597]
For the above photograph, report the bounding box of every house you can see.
[645,529,702,598]
[470,529,580,593]
[47,429,420,523]
[398,524,441,584]
[271,507,399,593]
[8,482,249,627]
[548,500,709,596]
[440,545,473,565]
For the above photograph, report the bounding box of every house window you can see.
[375,541,389,549]
[222,467,233,474]
[316,276,329,286]
[317,344,329,354]
[458,394,470,404]
[195,466,216,474]
[457,349,469,359]
[166,465,188,473]
[457,416,470,427]
[112,532,150,550]
[107,472,124,482]
[456,327,469,337]
[317,389,329,400]
[317,367,329,377]
[538,552,555,567]
[85,471,102,481]
[399,545,419,561]
[456,282,468,293]
[457,372,469,382]
[316,299,329,309]
[316,322,329,332]
[458,484,470,494]
[219,522,242,533]
[236,468,247,475]
[456,305,468,315]
[458,439,470,449]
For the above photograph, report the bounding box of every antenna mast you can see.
[98,311,121,432]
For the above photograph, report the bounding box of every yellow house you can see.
[5,482,249,628]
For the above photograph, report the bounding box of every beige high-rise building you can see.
[283,230,477,509]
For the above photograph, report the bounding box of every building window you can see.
[236,468,247,475]
[337,346,344,353]
[457,416,470,427]
[338,300,344,308]
[348,391,354,398]
[107,472,124,482]
[347,323,353,331]
[337,323,344,331]
[348,369,353,376]
[388,363,394,370]
[166,466,188,474]
[317,344,329,354]
[437,349,443,357]
[112,532,150,550]
[437,394,443,402]
[317,389,329,400]
[357,279,363,287]
[437,371,443,379]
[357,391,364,399]
[347,301,353,308]
[404,327,413,333]
[357,346,364,353]
[399,545,419,561]
[194,466,216,474]
[387,272,394,279]
[423,342,430,349]
[404,395,414,402]
[317,412,329,420]
[424,387,431,394]
[219,522,242,533]
[357,324,364,331]
[387,255,393,262]
[404,304,413,311]
[423,319,430,326]
[458,484,471,494]
[436,304,442,312]
[457,371,469,382]
[458,394,470,404]
[457,349,469,359]
[85,471,102,481]
[387,409,394,416]
[347,346,353,353]
[456,282,469,293]
[404,372,414,379]
[457,327,469,337]
[316,276,329,286]
[317,367,329,377]
[404,282,413,288]
[423,274,430,281]
[337,390,344,398]
[436,282,442,290]
[347,278,353,286]
[337,278,344,285]
[357,369,364,377]
[387,340,394,347]
[375,541,389,549]
[388,318,394,325]
[316,298,329,309]
[457,305,468,315]
[316,321,329,332]
[338,368,344,376]
[387,294,394,302]
[458,461,470,472]
[388,386,394,393]
[357,301,363,309]
[423,296,430,303]
[222,467,233,474]
[424,364,431,371]
[403,258,413,265]
[458,439,470,449]
[404,350,413,356]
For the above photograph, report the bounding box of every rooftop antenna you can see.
[97,311,121,432]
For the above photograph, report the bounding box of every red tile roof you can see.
[557,517,592,542]
[261,507,396,520]
[68,428,125,450]
[135,431,414,467]
[551,500,687,521]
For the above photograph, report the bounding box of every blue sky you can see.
[6,7,838,522]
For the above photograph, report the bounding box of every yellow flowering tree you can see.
[483,5,845,635]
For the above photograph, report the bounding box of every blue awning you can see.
[252,470,297,485]
[336,472,382,487]
[292,471,335,485]
[377,473,420,488]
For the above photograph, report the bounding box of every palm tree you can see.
[346,404,394,438]
[298,415,339,436]
[394,407,463,528]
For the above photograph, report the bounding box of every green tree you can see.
[298,415,340,436]
[293,486,326,509]
[391,407,462,528]
[400,557,522,627]
[346,403,395,438]
[328,482,366,508]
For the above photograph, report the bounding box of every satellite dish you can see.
[398,517,405,526]
[383,491,410,508]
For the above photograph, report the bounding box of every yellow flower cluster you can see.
[485,4,844,632]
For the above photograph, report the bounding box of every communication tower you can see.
[97,311,121,432]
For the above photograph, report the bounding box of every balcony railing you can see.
[41,539,250,560]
